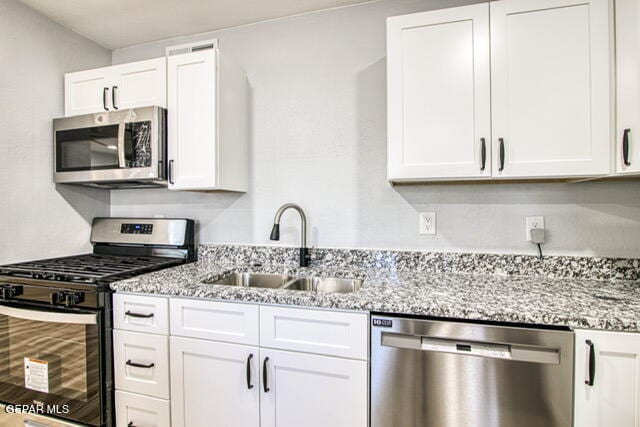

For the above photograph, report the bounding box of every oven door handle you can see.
[0,305,97,325]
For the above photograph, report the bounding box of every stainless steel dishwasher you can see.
[371,315,574,427]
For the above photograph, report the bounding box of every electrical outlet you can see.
[526,216,544,241]
[419,212,436,235]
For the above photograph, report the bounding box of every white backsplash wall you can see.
[0,0,112,263]
[111,0,640,258]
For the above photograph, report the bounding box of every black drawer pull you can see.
[498,138,505,172]
[585,340,595,386]
[128,422,136,427]
[623,128,631,166]
[126,360,155,369]
[125,310,154,318]
[246,353,254,389]
[480,138,487,171]
[263,357,270,393]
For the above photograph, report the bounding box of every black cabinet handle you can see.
[112,85,119,110]
[585,340,595,386]
[480,138,487,171]
[103,87,109,111]
[126,360,155,369]
[498,138,505,172]
[263,357,270,393]
[127,422,136,427]
[246,354,254,389]
[125,310,154,318]
[169,160,175,185]
[623,128,631,167]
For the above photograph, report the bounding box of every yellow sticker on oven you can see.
[24,357,49,393]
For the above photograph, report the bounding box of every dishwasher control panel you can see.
[421,337,512,359]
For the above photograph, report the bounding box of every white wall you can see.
[111,0,640,258]
[0,0,112,263]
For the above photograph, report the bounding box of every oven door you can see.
[0,304,103,426]
[53,106,165,184]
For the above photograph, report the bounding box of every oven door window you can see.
[56,124,120,172]
[0,305,102,426]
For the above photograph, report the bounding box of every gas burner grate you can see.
[0,254,182,284]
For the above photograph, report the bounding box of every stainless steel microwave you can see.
[53,106,166,188]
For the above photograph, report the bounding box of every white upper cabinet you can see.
[615,0,640,174]
[387,4,491,181]
[490,0,611,179]
[387,0,613,182]
[110,58,166,111]
[574,329,640,427]
[167,48,248,191]
[64,67,112,116]
[64,57,166,117]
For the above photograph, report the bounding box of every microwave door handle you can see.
[117,123,126,168]
[0,305,97,325]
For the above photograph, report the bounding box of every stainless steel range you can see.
[0,218,195,426]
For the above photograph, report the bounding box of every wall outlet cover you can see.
[526,216,544,241]
[419,212,436,235]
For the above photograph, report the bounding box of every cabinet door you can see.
[170,336,259,427]
[170,298,259,345]
[260,348,367,427]
[616,0,640,174]
[111,57,167,110]
[490,0,611,178]
[259,305,368,359]
[167,50,218,190]
[64,67,111,116]
[574,329,640,427]
[113,330,169,399]
[113,293,169,335]
[387,4,491,181]
[115,391,170,427]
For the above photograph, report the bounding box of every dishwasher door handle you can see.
[381,333,561,364]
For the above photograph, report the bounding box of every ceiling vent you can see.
[166,39,218,56]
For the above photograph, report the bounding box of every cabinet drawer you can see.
[260,306,368,360]
[114,293,169,335]
[115,391,170,427]
[114,330,169,399]
[170,298,259,345]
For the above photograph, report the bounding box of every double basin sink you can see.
[208,272,363,294]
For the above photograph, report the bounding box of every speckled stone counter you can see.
[110,245,640,332]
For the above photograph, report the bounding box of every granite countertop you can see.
[111,259,640,332]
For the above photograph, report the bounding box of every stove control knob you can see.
[50,292,63,305]
[0,284,23,300]
[50,291,85,307]
[64,291,85,307]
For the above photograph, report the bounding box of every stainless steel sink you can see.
[283,277,364,293]
[209,272,294,288]
[208,272,364,293]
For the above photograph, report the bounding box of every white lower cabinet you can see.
[260,348,368,427]
[114,295,369,427]
[115,391,171,427]
[574,329,640,427]
[170,336,260,427]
